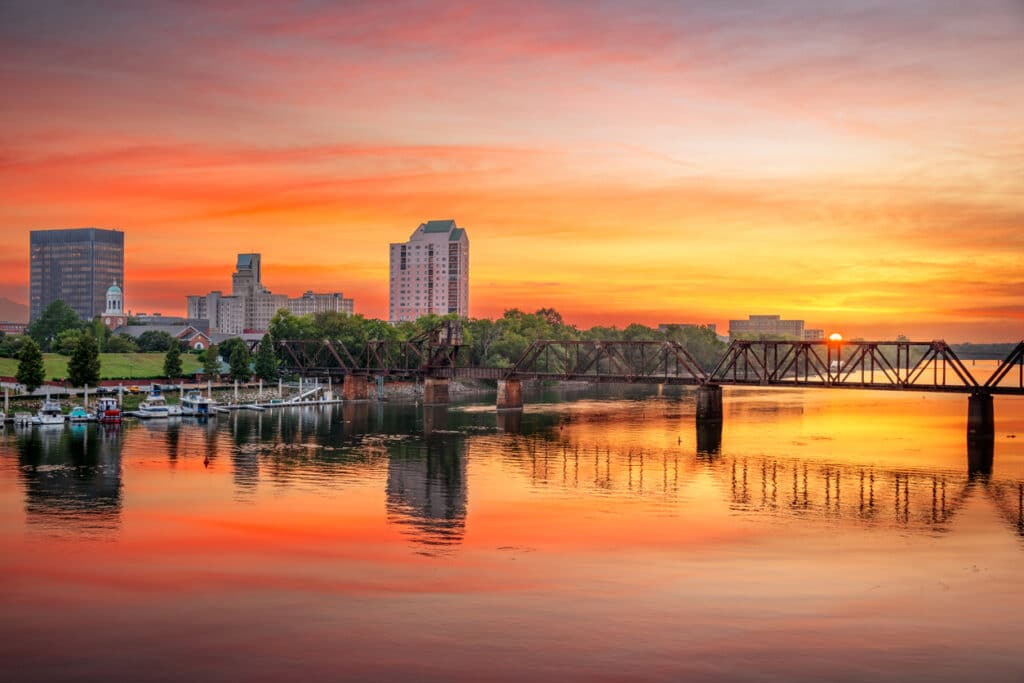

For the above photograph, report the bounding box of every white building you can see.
[187,254,354,334]
[389,220,469,322]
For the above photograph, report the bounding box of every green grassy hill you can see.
[0,353,201,381]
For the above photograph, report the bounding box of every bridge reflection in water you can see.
[4,398,1021,550]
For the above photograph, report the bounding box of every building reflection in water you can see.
[15,425,122,535]
[386,434,468,555]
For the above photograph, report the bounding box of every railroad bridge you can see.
[272,322,1023,441]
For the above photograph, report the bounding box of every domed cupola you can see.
[102,280,126,330]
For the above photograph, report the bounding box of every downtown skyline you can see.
[1,1,1022,342]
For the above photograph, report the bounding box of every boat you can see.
[181,390,215,417]
[31,397,65,426]
[95,396,122,424]
[0,411,4,428]
[68,406,94,422]
[137,390,171,418]
[13,412,32,426]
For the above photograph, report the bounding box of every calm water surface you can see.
[2,377,1023,682]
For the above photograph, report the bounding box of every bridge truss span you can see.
[507,340,709,384]
[710,340,983,393]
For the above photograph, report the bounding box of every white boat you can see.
[13,412,32,426]
[181,390,215,417]
[31,397,65,426]
[137,391,172,418]
[0,411,4,428]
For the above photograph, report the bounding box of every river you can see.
[1,377,1023,682]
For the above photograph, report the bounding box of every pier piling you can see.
[967,391,994,438]
[423,378,450,404]
[696,384,723,423]
[496,378,523,410]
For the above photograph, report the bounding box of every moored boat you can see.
[68,406,94,422]
[95,396,122,424]
[181,390,215,417]
[31,397,65,426]
[137,390,170,418]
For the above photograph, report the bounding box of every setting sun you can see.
[829,333,843,342]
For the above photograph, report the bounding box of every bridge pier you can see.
[341,374,371,401]
[967,391,994,438]
[696,384,723,423]
[497,378,523,410]
[423,378,449,405]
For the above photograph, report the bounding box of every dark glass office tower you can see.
[30,228,125,321]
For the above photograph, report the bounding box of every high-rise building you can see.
[186,254,354,334]
[389,219,469,322]
[30,228,124,321]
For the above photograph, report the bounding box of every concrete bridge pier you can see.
[342,374,371,401]
[696,384,723,423]
[423,378,449,404]
[967,391,994,439]
[497,378,523,410]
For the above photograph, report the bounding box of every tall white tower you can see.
[389,220,469,322]
[102,280,127,330]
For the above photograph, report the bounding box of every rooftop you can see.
[420,219,456,234]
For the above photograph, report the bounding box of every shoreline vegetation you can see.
[1,306,1016,396]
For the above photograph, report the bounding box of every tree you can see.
[16,338,45,394]
[218,337,248,363]
[136,330,178,352]
[269,309,315,340]
[67,333,101,387]
[228,343,251,382]
[163,343,183,378]
[87,318,113,351]
[53,328,83,355]
[105,334,138,353]
[203,343,221,377]
[27,300,82,351]
[0,333,27,359]
[253,334,278,381]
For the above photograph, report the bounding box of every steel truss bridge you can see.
[273,326,1024,396]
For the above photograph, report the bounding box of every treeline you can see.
[268,307,726,370]
[951,343,1018,360]
[0,300,187,357]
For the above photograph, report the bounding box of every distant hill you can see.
[0,297,27,323]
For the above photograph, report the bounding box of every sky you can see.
[1,0,1022,341]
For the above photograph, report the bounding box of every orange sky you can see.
[1,1,1021,341]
